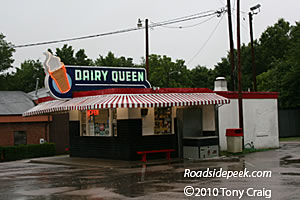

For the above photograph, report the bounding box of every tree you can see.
[49,44,93,66]
[257,60,291,107]
[189,65,215,89]
[259,19,291,72]
[55,44,76,65]
[147,54,191,88]
[5,60,45,92]
[75,49,93,66]
[257,20,300,108]
[94,51,134,67]
[280,21,300,108]
[0,33,15,73]
[213,56,234,90]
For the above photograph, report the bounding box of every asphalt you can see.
[1,142,299,200]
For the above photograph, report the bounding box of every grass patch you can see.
[221,148,277,157]
[280,137,300,141]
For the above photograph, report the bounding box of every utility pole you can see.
[227,0,236,91]
[249,4,261,91]
[145,19,149,79]
[249,13,256,91]
[237,0,244,147]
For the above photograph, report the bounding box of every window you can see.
[14,131,27,145]
[154,107,172,134]
[80,109,117,137]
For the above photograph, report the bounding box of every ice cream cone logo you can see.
[43,52,71,94]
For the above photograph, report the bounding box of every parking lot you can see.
[0,142,299,200]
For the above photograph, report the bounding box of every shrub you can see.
[2,143,56,162]
[0,146,3,161]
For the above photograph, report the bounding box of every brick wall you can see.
[0,122,48,146]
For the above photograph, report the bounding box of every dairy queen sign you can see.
[43,52,151,99]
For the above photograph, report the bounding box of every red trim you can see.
[38,96,55,103]
[216,91,279,99]
[73,88,214,98]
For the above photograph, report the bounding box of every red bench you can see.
[136,149,175,162]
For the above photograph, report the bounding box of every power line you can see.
[150,9,224,28]
[150,15,216,29]
[187,13,226,65]
[13,8,225,49]
[13,27,140,48]
[150,9,216,25]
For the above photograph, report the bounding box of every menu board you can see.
[154,107,172,134]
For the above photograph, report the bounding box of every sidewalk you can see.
[30,155,239,169]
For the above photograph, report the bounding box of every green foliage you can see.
[216,19,300,108]
[213,57,232,90]
[50,44,93,66]
[1,143,56,162]
[189,65,215,89]
[279,137,300,141]
[0,33,15,73]
[257,60,290,107]
[9,60,44,92]
[257,20,300,108]
[55,44,76,65]
[0,59,44,92]
[75,49,93,66]
[147,54,191,88]
[259,19,291,69]
[94,51,134,67]
[0,146,3,161]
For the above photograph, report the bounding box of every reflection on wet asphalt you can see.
[0,143,300,200]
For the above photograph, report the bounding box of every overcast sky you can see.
[1,0,299,70]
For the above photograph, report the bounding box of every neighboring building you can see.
[28,88,51,102]
[214,78,280,150]
[0,91,51,146]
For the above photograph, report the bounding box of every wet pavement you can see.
[0,142,299,200]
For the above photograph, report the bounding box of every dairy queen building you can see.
[23,53,230,161]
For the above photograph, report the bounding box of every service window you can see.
[154,107,172,134]
[14,131,27,145]
[80,109,116,137]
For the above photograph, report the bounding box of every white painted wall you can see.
[218,98,279,150]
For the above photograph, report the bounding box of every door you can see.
[50,113,69,154]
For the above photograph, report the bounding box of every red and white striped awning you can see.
[23,92,229,116]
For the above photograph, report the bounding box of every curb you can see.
[30,156,240,169]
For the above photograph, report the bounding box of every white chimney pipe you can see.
[214,77,228,91]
